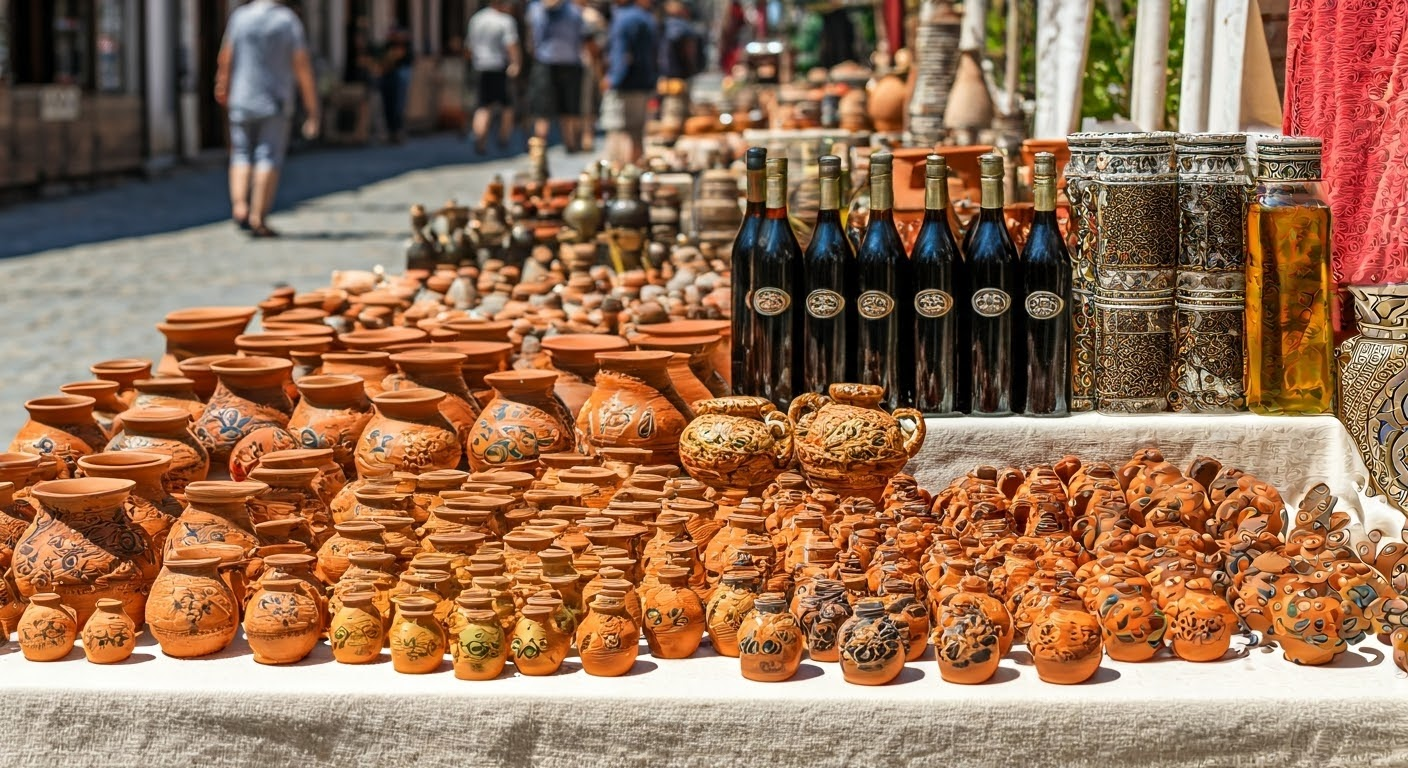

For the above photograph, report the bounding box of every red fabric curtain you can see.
[1283,0,1408,286]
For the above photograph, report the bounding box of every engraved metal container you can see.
[1064,133,1103,412]
[1095,294,1175,414]
[1337,284,1408,511]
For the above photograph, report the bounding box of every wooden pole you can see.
[1129,0,1171,130]
[1034,0,1094,137]
[1179,0,1214,132]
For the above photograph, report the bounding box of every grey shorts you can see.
[230,114,291,169]
[600,90,649,133]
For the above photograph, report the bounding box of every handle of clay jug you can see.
[893,408,925,459]
[787,393,829,439]
[764,410,794,469]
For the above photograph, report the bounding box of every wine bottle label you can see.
[914,289,953,318]
[805,289,845,319]
[752,287,792,316]
[972,288,1012,317]
[857,290,896,319]
[1025,290,1065,319]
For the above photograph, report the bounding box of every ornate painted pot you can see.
[1338,284,1408,510]
[678,396,793,493]
[787,383,924,500]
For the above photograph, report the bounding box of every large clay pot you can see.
[165,480,268,558]
[1338,284,1408,509]
[80,597,137,664]
[633,320,733,393]
[539,334,631,417]
[146,554,240,657]
[132,376,205,420]
[788,383,925,500]
[105,406,210,491]
[385,351,482,450]
[77,451,182,558]
[18,592,78,662]
[329,587,384,664]
[576,591,641,676]
[59,380,128,440]
[578,351,696,466]
[91,358,153,406]
[468,370,576,471]
[935,601,1001,684]
[244,577,321,664]
[738,592,804,681]
[679,396,793,493]
[1028,594,1103,684]
[452,607,509,679]
[193,356,294,467]
[838,598,909,685]
[10,395,106,479]
[638,565,705,658]
[288,374,373,478]
[15,478,159,626]
[155,307,255,375]
[357,388,463,475]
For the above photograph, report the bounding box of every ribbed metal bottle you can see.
[1063,133,1102,412]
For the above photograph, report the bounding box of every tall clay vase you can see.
[356,388,463,476]
[146,555,240,657]
[194,356,294,467]
[18,592,78,661]
[639,565,705,658]
[468,370,576,472]
[288,374,374,479]
[1338,284,1408,510]
[540,334,631,417]
[678,397,793,494]
[10,395,107,479]
[578,351,696,466]
[389,595,448,674]
[77,451,182,559]
[576,592,641,676]
[385,351,482,450]
[329,587,385,664]
[164,480,269,558]
[15,478,159,626]
[244,577,322,664]
[738,593,805,681]
[106,406,210,492]
[81,596,138,664]
[838,598,909,686]
[788,383,925,501]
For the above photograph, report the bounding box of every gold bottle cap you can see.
[1033,152,1057,179]
[926,154,947,178]
[979,153,1004,178]
[870,151,893,174]
[818,155,840,179]
[765,157,788,176]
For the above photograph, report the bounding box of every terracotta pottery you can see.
[18,592,78,662]
[468,370,576,471]
[385,351,482,450]
[59,380,128,439]
[867,70,907,132]
[193,356,294,466]
[10,395,106,479]
[321,351,396,399]
[443,319,513,343]
[789,383,925,500]
[244,577,321,664]
[356,388,463,475]
[679,396,793,493]
[1164,577,1234,662]
[705,567,760,657]
[796,579,853,662]
[429,341,515,396]
[578,351,696,466]
[633,320,732,394]
[132,377,205,420]
[340,327,430,352]
[330,551,398,624]
[165,480,267,558]
[15,478,158,626]
[510,601,570,675]
[1094,577,1167,662]
[639,565,705,658]
[228,426,300,481]
[177,355,226,401]
[737,592,804,681]
[0,476,37,565]
[838,598,909,685]
[931,601,999,685]
[389,595,448,673]
[146,555,240,657]
[105,406,210,491]
[248,466,333,546]
[80,597,137,664]
[882,580,931,661]
[259,448,348,506]
[91,358,153,405]
[317,520,388,583]
[453,607,509,679]
[77,451,182,557]
[329,587,385,664]
[248,552,328,627]
[938,575,1014,657]
[171,542,250,613]
[540,334,632,416]
[155,310,255,375]
[1395,627,1408,674]
[632,334,727,404]
[1028,593,1104,684]
[577,591,642,676]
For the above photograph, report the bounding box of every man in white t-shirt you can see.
[466,0,523,153]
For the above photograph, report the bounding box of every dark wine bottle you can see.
[966,152,1020,416]
[731,147,767,396]
[1021,152,1072,416]
[749,156,803,410]
[801,155,856,392]
[855,152,911,409]
[911,154,964,416]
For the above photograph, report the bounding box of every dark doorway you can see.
[196,1,230,150]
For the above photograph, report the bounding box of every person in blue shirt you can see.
[526,0,595,153]
[600,0,659,166]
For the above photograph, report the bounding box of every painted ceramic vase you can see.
[1269,579,1345,666]
[18,592,78,662]
[1162,577,1234,662]
[329,587,384,664]
[244,577,321,664]
[385,351,482,446]
[356,388,463,476]
[228,426,300,481]
[1028,594,1103,684]
[146,555,240,657]
[165,480,268,558]
[705,568,761,657]
[193,356,294,466]
[248,552,328,629]
[389,595,448,674]
[935,601,1001,684]
[0,476,36,569]
[796,579,853,662]
[788,384,925,500]
[468,370,576,471]
[59,380,128,439]
[77,451,182,560]
[131,376,204,420]
[639,565,705,658]
[738,593,804,681]
[938,575,1014,657]
[576,592,641,677]
[882,581,931,662]
[287,374,373,479]
[510,602,570,675]
[1337,284,1408,509]
[838,598,909,685]
[15,477,159,626]
[260,448,347,508]
[316,521,388,583]
[452,608,509,680]
[678,397,793,493]
[10,395,106,479]
[106,406,210,491]
[578,351,696,465]
[1094,577,1168,662]
[80,597,137,664]
[540,334,631,417]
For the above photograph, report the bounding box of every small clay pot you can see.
[18,592,78,662]
[316,520,388,583]
[329,587,385,664]
[705,568,760,657]
[244,577,322,664]
[389,595,448,674]
[838,598,909,686]
[796,579,853,662]
[452,607,509,680]
[10,395,107,479]
[639,565,705,658]
[356,388,463,476]
[468,370,576,472]
[1165,578,1235,663]
[935,601,1001,684]
[146,555,240,658]
[91,358,154,405]
[288,375,374,480]
[510,602,570,675]
[1095,577,1167,662]
[193,356,294,466]
[106,406,210,491]
[165,480,268,558]
[59,380,128,439]
[737,593,804,681]
[576,591,641,677]
[131,376,204,420]
[1028,596,1104,684]
[80,597,137,664]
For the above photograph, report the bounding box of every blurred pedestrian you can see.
[214,0,320,238]
[379,27,414,143]
[601,0,658,166]
[657,0,701,137]
[577,0,608,152]
[467,0,523,154]
[526,0,594,152]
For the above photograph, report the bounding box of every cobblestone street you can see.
[0,135,587,440]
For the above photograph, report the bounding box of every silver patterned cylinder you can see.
[1171,133,1250,412]
[905,0,962,146]
[1093,133,1177,413]
[1064,134,1103,412]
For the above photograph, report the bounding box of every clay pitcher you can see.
[193,356,294,466]
[356,388,463,475]
[788,383,925,500]
[935,601,1002,684]
[578,350,696,466]
[468,370,576,472]
[679,396,793,493]
[389,595,449,674]
[105,406,210,492]
[10,395,107,479]
[452,607,509,680]
[146,555,240,657]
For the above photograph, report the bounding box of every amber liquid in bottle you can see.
[911,154,964,416]
[731,147,767,396]
[855,152,912,409]
[749,157,804,410]
[801,155,856,392]
[1246,191,1334,414]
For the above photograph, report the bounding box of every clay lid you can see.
[321,350,393,367]
[339,327,430,351]
[263,552,317,569]
[0,452,42,473]
[165,306,258,325]
[235,333,332,356]
[183,480,270,504]
[503,529,558,549]
[369,515,416,531]
[634,319,729,338]
[156,316,252,341]
[118,406,193,431]
[91,358,153,380]
[347,551,397,569]
[392,595,438,616]
[425,340,514,361]
[468,470,535,490]
[417,469,470,490]
[77,451,171,477]
[443,319,513,342]
[260,448,334,470]
[263,307,328,324]
[540,334,631,368]
[31,477,136,506]
[370,387,447,415]
[133,376,198,394]
[209,355,294,379]
[162,555,224,571]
